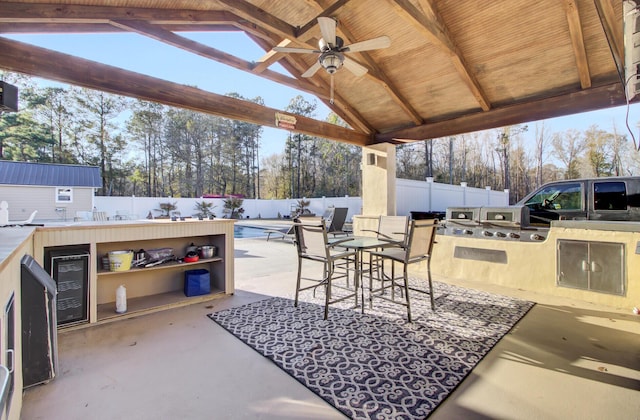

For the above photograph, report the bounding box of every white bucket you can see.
[108,250,133,272]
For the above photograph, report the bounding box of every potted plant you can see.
[155,201,178,219]
[194,201,216,219]
[294,199,313,217]
[223,196,244,219]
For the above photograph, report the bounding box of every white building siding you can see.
[0,185,94,221]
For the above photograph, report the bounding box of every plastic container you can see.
[108,250,133,272]
[184,269,210,297]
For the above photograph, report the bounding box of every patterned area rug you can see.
[208,280,533,419]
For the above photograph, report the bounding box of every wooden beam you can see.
[110,20,251,68]
[391,0,491,112]
[0,2,237,25]
[563,0,591,89]
[374,83,628,143]
[252,39,293,74]
[0,37,369,146]
[215,0,298,41]
[0,21,247,34]
[594,0,624,80]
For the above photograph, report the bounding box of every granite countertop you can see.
[0,226,36,267]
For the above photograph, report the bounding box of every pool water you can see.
[234,225,271,238]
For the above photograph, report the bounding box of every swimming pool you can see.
[234,225,271,238]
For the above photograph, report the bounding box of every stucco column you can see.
[361,143,396,216]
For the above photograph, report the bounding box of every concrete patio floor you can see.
[21,236,640,419]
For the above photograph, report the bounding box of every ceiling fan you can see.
[273,17,391,103]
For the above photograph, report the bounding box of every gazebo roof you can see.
[0,0,632,146]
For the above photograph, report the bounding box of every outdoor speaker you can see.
[0,81,18,112]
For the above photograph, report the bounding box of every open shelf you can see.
[97,257,223,276]
[96,288,225,322]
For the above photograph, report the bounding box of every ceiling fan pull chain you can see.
[330,74,335,104]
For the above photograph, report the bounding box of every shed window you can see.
[56,187,73,203]
[594,182,626,210]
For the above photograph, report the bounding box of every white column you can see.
[361,143,396,216]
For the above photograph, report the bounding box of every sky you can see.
[4,31,640,157]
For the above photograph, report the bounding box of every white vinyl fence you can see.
[93,178,509,221]
[396,178,509,215]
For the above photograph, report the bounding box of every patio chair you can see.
[326,207,350,237]
[265,224,295,241]
[293,218,358,319]
[92,211,108,221]
[362,215,409,246]
[368,219,437,322]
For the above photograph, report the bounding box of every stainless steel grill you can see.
[443,206,547,242]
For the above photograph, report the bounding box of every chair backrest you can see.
[92,211,108,221]
[293,218,328,259]
[406,219,437,262]
[327,207,348,233]
[377,215,409,243]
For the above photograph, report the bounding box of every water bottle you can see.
[116,285,127,313]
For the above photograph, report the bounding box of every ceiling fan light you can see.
[320,52,343,74]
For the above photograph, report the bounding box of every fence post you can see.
[461,182,467,206]
[426,177,433,211]
[485,186,491,206]
[503,189,510,206]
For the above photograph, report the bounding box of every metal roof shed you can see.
[0,161,102,221]
[0,161,102,187]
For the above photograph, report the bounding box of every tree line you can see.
[1,72,638,202]
[396,120,640,204]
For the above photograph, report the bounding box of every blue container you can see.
[184,269,211,297]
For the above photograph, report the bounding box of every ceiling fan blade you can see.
[302,61,323,78]
[342,36,391,53]
[272,46,319,54]
[317,17,337,46]
[343,57,368,77]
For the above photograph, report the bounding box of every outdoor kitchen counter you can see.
[430,221,640,311]
[32,218,236,326]
[0,226,36,270]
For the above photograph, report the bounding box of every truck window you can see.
[594,181,627,210]
[524,182,582,210]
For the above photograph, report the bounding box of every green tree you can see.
[583,125,613,177]
[128,101,165,196]
[73,88,127,194]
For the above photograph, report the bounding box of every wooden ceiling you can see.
[0,0,631,147]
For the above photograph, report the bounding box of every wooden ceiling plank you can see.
[563,0,591,89]
[0,36,369,146]
[392,0,491,112]
[374,83,627,143]
[335,23,424,126]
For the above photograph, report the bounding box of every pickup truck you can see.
[518,176,640,226]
